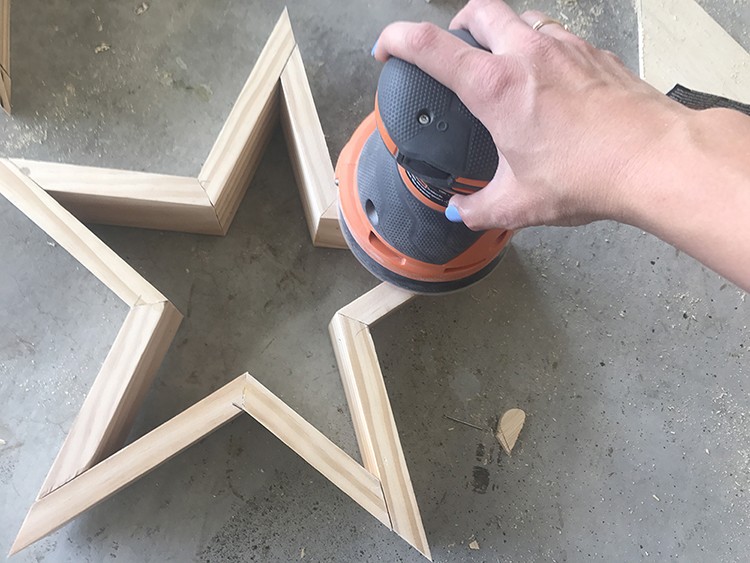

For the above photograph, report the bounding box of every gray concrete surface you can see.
[1,1,749,561]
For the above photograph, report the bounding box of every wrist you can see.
[610,101,699,228]
[611,105,750,289]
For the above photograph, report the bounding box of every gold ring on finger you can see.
[532,18,564,31]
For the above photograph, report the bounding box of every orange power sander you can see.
[335,30,512,294]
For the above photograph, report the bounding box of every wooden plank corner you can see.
[10,376,246,556]
[329,289,430,559]
[280,46,345,249]
[239,374,391,529]
[37,300,183,498]
[198,9,296,228]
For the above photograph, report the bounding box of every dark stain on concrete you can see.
[471,466,489,494]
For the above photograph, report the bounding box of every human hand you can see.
[372,0,690,231]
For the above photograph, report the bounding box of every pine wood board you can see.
[10,377,246,555]
[240,375,391,528]
[9,159,222,235]
[0,159,165,307]
[38,301,182,498]
[637,0,750,103]
[338,282,415,326]
[315,200,347,249]
[208,85,280,232]
[329,298,430,560]
[280,46,343,247]
[199,9,295,205]
[0,0,9,113]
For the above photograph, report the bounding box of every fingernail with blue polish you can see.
[445,204,463,223]
[371,40,378,57]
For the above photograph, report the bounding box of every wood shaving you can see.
[496,408,526,455]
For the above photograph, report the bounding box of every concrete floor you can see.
[1,1,749,561]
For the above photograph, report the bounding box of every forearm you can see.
[620,108,750,291]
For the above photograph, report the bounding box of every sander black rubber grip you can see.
[376,29,498,190]
[339,206,509,294]
[356,131,483,265]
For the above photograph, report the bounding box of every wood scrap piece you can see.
[0,0,10,113]
[495,408,525,456]
[636,0,750,103]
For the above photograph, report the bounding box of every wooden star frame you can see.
[6,0,747,560]
[4,9,430,560]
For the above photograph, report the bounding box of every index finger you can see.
[450,0,534,54]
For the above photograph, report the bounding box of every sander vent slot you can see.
[368,231,401,261]
[444,259,485,274]
[365,199,379,226]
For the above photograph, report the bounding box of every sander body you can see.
[336,30,512,294]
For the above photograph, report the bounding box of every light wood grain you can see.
[211,86,280,232]
[199,9,295,229]
[10,376,246,555]
[0,0,8,73]
[329,313,431,560]
[0,159,165,306]
[338,282,415,327]
[496,408,526,456]
[280,47,345,248]
[38,301,182,498]
[240,374,391,528]
[637,0,750,103]
[314,201,347,249]
[9,159,223,235]
[0,64,9,113]
[0,0,9,113]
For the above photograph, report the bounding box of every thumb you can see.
[446,169,521,231]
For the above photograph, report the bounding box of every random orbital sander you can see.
[335,30,513,294]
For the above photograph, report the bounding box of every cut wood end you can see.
[9,520,34,556]
[495,408,526,456]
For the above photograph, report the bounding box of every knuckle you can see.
[468,0,494,14]
[467,58,514,101]
[406,22,441,53]
[474,0,497,21]
[524,32,554,57]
